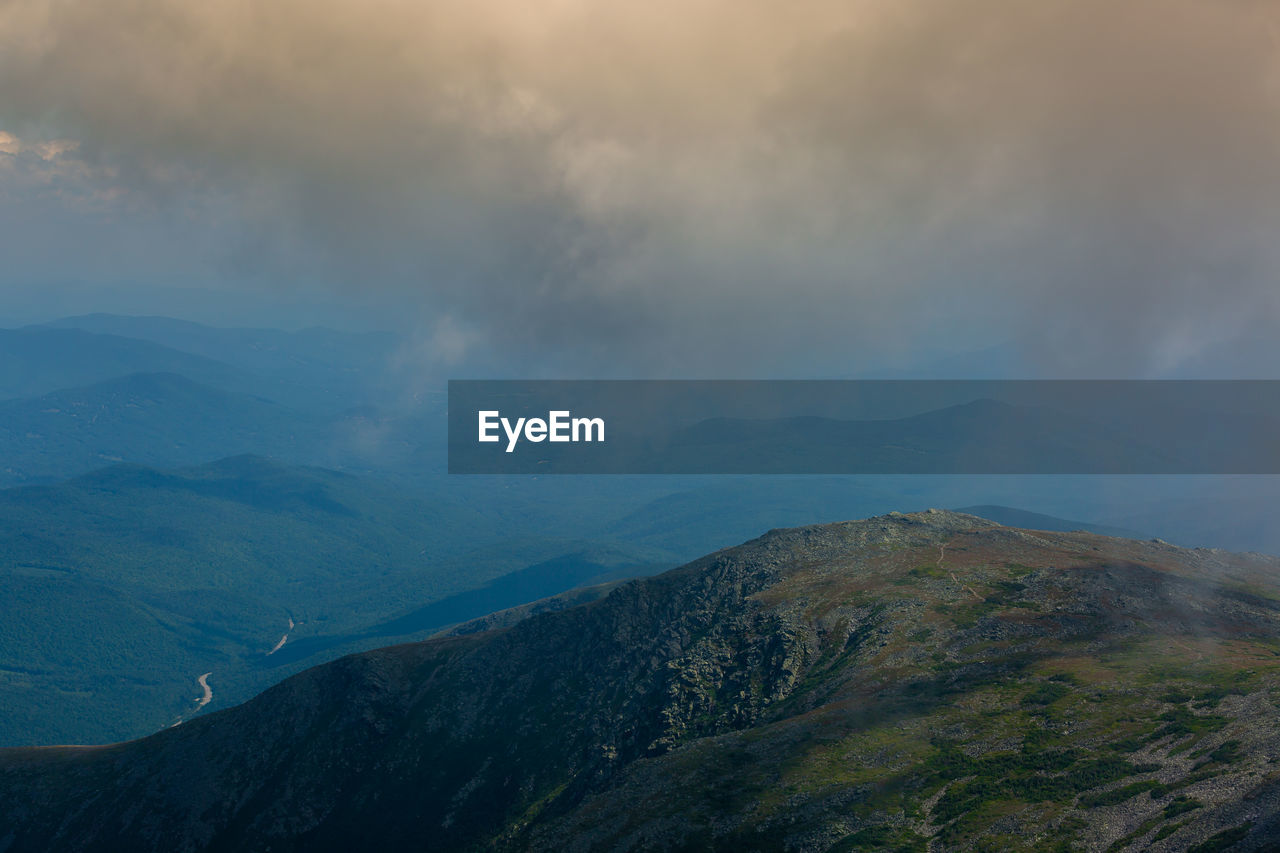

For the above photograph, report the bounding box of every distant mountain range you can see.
[0,327,249,400]
[661,398,1174,473]
[952,504,1145,539]
[32,314,402,403]
[4,511,1279,851]
[0,318,448,482]
[0,366,455,486]
[659,396,1280,475]
[0,372,325,485]
[4,310,1280,767]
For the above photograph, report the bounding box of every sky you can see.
[1,0,1279,377]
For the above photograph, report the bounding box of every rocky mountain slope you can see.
[4,510,1280,852]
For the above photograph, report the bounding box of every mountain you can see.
[659,399,1176,474]
[0,371,457,485]
[1,322,405,414]
[954,504,1146,539]
[602,476,913,556]
[33,314,403,405]
[34,314,396,372]
[0,327,248,400]
[1105,490,1280,558]
[4,511,1280,851]
[0,372,328,485]
[254,543,674,668]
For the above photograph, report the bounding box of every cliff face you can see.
[5,510,1280,852]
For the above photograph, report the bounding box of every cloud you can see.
[1,0,1279,375]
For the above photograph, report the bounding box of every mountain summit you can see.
[4,511,1280,851]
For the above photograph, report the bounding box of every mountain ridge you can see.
[4,511,1280,851]
[0,327,249,401]
[0,371,322,485]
